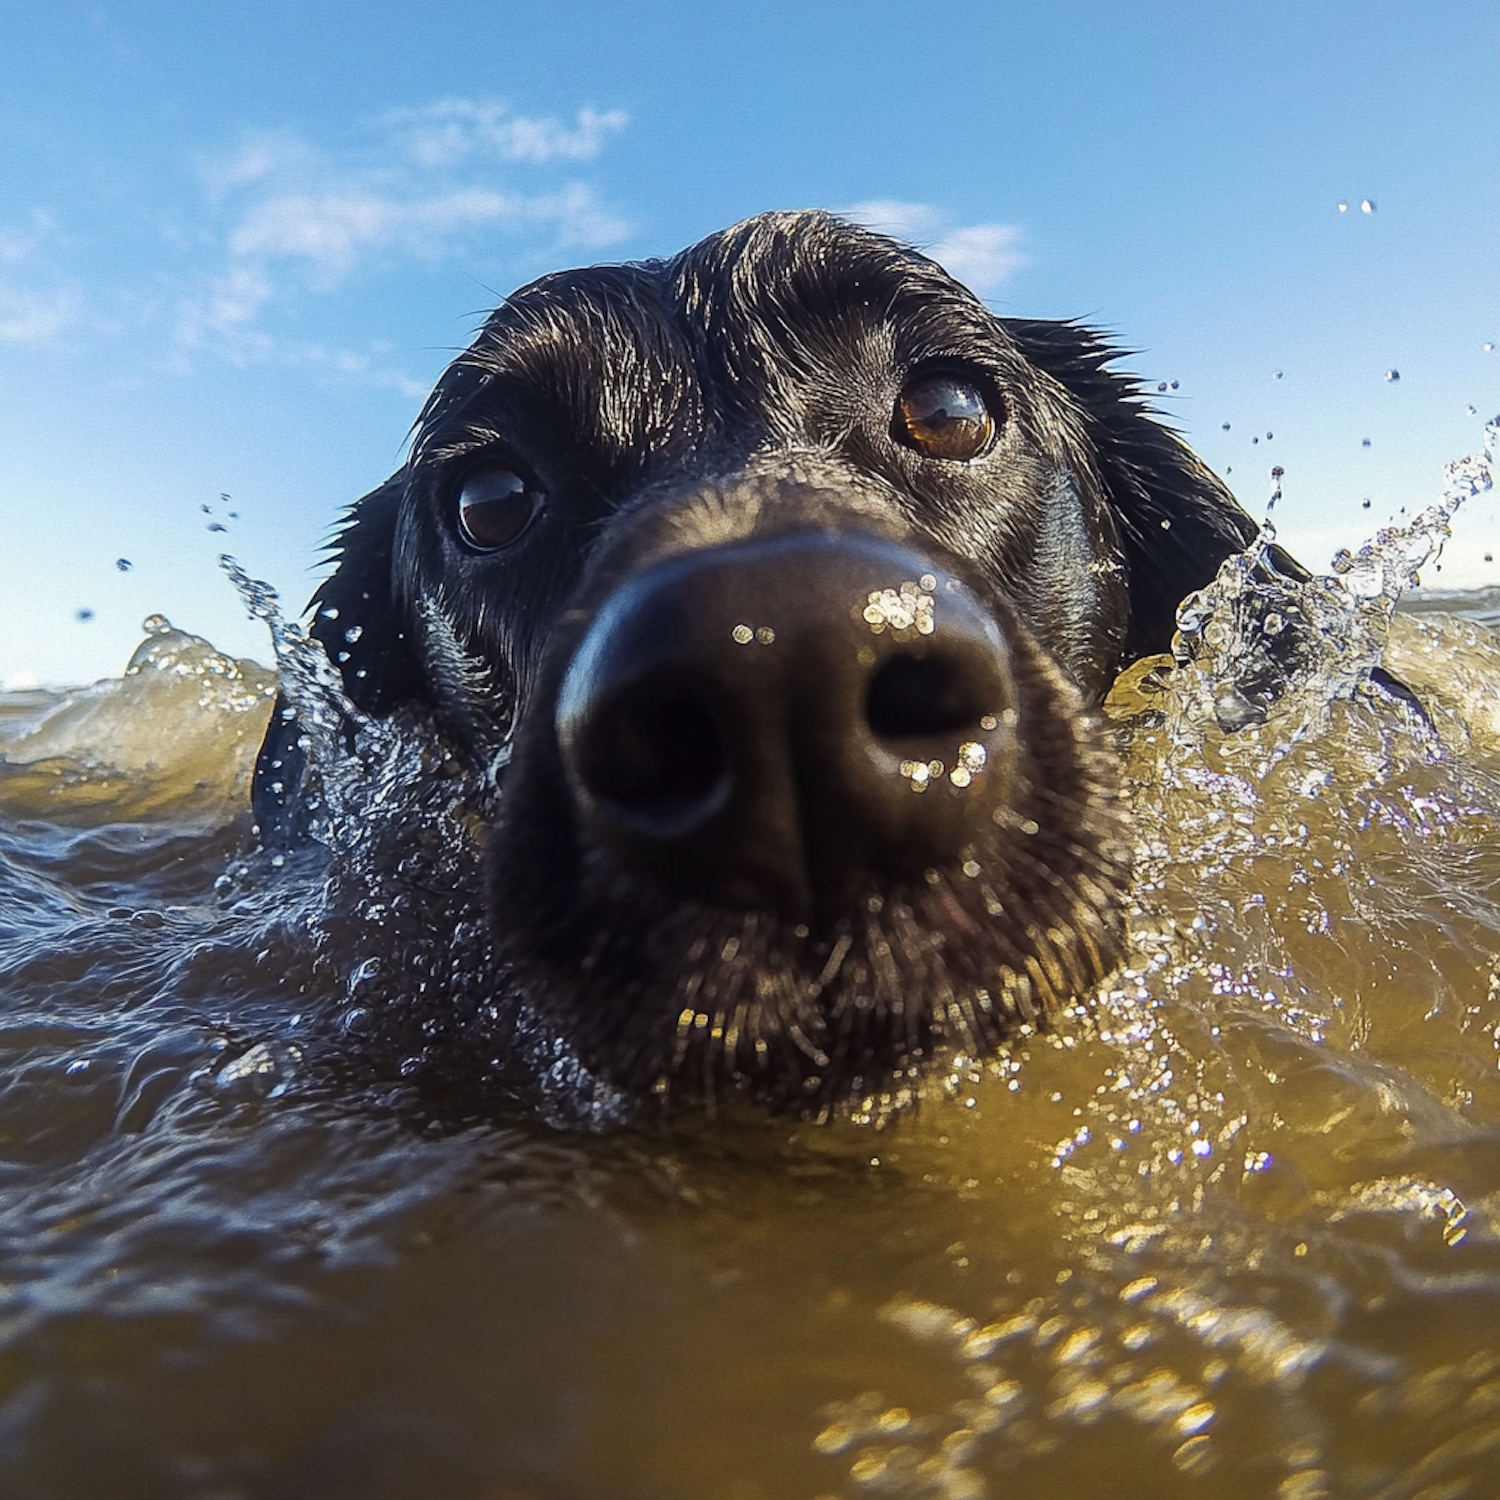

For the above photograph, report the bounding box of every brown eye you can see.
[893,373,998,460]
[455,465,543,552]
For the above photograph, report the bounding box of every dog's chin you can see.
[487,779,1130,1119]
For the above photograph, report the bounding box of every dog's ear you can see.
[252,469,426,842]
[1003,319,1286,657]
[305,468,427,714]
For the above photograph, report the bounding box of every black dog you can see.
[255,210,1265,1116]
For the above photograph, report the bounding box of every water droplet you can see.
[1337,201,1349,213]
[1385,369,1400,382]
[207,522,227,533]
[1272,370,1283,380]
[1221,422,1231,431]
[343,624,364,644]
[1157,381,1168,393]
[1170,380,1179,390]
[1360,198,1376,213]
[200,503,212,514]
[1487,553,1494,563]
[142,613,172,634]
[1484,343,1495,354]
[1265,432,1274,440]
[74,607,94,622]
[1361,498,1371,509]
[319,606,340,620]
[115,558,132,572]
[1271,466,1284,478]
[1468,405,1479,416]
[215,1040,300,1101]
[348,957,382,992]
[1361,438,1372,448]
[1252,436,1259,445]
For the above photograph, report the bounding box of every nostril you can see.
[573,685,730,835]
[865,653,989,739]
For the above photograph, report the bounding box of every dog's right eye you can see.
[455,466,543,552]
[893,373,998,461]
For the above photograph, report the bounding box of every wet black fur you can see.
[255,210,1272,1116]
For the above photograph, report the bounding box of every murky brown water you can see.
[6,459,1500,1496]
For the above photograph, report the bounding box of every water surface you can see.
[3,438,1500,1498]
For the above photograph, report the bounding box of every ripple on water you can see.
[0,426,1498,1495]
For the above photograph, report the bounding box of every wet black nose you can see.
[556,532,1021,921]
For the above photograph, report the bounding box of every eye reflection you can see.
[456,465,543,552]
[894,373,998,461]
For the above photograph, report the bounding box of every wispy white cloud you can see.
[284,342,432,401]
[0,287,81,346]
[0,209,58,266]
[177,101,630,369]
[386,100,628,169]
[840,200,1027,298]
[174,265,274,357]
[199,130,319,199]
[0,210,81,347]
[225,182,625,280]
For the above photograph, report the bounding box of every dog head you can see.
[256,210,1261,1116]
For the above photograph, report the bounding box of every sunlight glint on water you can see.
[0,423,1497,1496]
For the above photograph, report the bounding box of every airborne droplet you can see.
[115,558,132,572]
[1385,370,1400,383]
[1361,199,1376,213]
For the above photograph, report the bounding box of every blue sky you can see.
[1,1,1496,688]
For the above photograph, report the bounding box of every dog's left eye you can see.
[893,373,998,461]
[455,466,544,552]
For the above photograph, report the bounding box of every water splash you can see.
[1168,417,1498,738]
[218,554,626,1127]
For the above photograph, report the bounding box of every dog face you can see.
[255,210,1262,1116]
